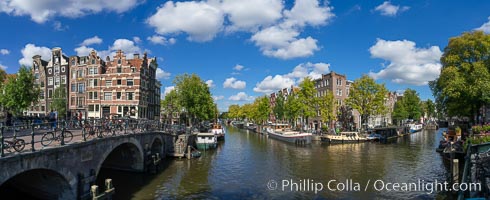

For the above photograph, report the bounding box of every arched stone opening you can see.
[0,169,75,200]
[98,143,144,172]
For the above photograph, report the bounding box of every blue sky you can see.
[0,0,489,111]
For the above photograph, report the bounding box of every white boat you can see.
[321,132,367,144]
[195,132,217,150]
[409,124,423,133]
[366,133,381,141]
[211,123,225,141]
[266,126,312,145]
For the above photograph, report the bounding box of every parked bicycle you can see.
[41,128,73,146]
[83,120,101,139]
[3,137,25,152]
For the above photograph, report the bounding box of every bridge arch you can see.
[95,138,145,176]
[0,168,75,200]
[150,135,164,156]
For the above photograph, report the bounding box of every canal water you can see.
[98,126,451,199]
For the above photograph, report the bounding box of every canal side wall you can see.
[0,132,175,200]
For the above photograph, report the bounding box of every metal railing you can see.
[0,118,170,158]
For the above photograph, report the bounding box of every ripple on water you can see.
[106,127,449,199]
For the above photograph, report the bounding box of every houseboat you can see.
[266,124,312,144]
[409,124,423,133]
[211,123,225,141]
[195,132,217,150]
[321,132,367,144]
[372,127,402,142]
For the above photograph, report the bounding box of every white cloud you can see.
[0,0,141,23]
[19,43,51,66]
[133,36,142,43]
[147,1,224,42]
[147,35,176,45]
[249,0,334,60]
[110,39,141,54]
[0,63,7,70]
[374,1,409,17]
[81,36,103,46]
[74,46,95,56]
[254,62,330,93]
[53,21,68,31]
[220,0,283,31]
[156,68,171,80]
[145,0,333,59]
[223,77,246,89]
[233,64,244,71]
[368,38,442,86]
[74,38,144,58]
[283,0,335,27]
[229,92,254,101]
[0,49,9,55]
[213,95,224,101]
[253,75,295,94]
[163,86,175,97]
[206,80,215,88]
[263,36,319,59]
[286,62,330,80]
[476,16,490,33]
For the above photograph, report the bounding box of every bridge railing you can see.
[0,118,167,158]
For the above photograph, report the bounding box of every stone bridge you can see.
[0,131,176,199]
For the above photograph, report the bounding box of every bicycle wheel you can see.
[13,139,26,152]
[4,142,13,152]
[41,132,55,146]
[63,131,73,143]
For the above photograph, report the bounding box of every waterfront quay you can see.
[0,118,476,199]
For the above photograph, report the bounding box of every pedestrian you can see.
[49,110,56,130]
[6,111,12,127]
[78,111,83,127]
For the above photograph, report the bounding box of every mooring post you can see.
[453,159,459,184]
[91,185,99,200]
[31,123,35,152]
[187,145,191,159]
[0,127,4,157]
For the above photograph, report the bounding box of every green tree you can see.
[273,92,285,122]
[318,90,336,128]
[228,104,240,120]
[51,84,67,119]
[403,89,422,120]
[253,96,270,125]
[0,68,6,84]
[0,66,40,115]
[285,91,301,128]
[425,99,436,119]
[346,75,388,130]
[161,89,182,123]
[298,77,317,129]
[430,31,490,121]
[392,100,408,125]
[173,74,215,126]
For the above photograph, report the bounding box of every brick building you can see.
[28,48,161,120]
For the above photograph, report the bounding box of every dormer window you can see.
[118,59,121,64]
[92,59,96,65]
[71,59,75,66]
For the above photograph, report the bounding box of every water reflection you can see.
[100,127,449,199]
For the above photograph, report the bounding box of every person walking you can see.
[49,110,56,130]
[78,111,83,127]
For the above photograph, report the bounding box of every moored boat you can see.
[211,123,225,141]
[321,132,367,144]
[366,133,381,141]
[195,132,217,150]
[266,127,312,145]
[409,124,423,133]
